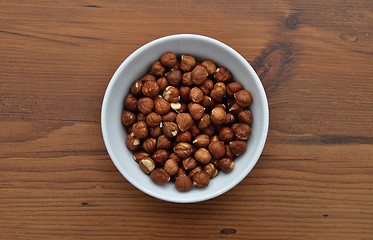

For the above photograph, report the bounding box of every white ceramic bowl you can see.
[101,34,269,203]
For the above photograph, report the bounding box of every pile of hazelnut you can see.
[122,52,253,191]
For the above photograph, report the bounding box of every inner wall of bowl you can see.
[103,35,268,202]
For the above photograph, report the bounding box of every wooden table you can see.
[1,1,372,239]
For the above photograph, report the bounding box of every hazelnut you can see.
[150,60,166,76]
[139,157,155,174]
[152,149,169,165]
[188,166,202,179]
[238,110,253,125]
[225,113,236,125]
[124,93,138,112]
[199,79,214,95]
[211,159,220,170]
[192,172,210,188]
[180,54,196,72]
[200,95,215,109]
[170,102,182,112]
[171,61,181,71]
[189,87,204,103]
[203,163,218,178]
[218,127,234,143]
[179,86,191,103]
[214,67,231,82]
[130,80,143,95]
[176,113,193,132]
[190,123,201,138]
[210,135,219,142]
[153,96,170,115]
[232,123,252,140]
[173,167,187,181]
[192,65,209,84]
[163,86,180,102]
[133,150,151,162]
[194,148,211,165]
[160,52,177,67]
[229,102,243,115]
[211,107,226,125]
[122,110,136,127]
[189,103,205,120]
[215,103,226,110]
[126,132,141,151]
[193,134,210,148]
[149,126,162,138]
[227,82,244,98]
[137,97,154,115]
[169,152,182,164]
[182,156,197,171]
[157,135,172,150]
[165,70,182,85]
[150,168,170,184]
[229,140,247,156]
[210,86,226,102]
[219,158,234,173]
[132,121,148,139]
[174,142,193,158]
[182,72,193,86]
[162,111,177,122]
[145,112,161,128]
[201,60,216,75]
[203,124,216,136]
[198,113,211,129]
[176,131,192,143]
[141,74,157,82]
[208,141,226,159]
[142,137,157,153]
[162,122,179,138]
[234,90,253,107]
[225,144,235,159]
[175,174,193,191]
[164,159,179,176]
[156,77,169,92]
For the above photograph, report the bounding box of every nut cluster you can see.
[122,52,253,191]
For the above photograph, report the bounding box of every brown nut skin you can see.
[150,60,166,76]
[124,93,138,112]
[201,60,216,75]
[192,65,209,84]
[173,167,187,181]
[182,72,193,86]
[132,121,148,139]
[180,54,196,72]
[133,150,151,162]
[164,159,179,176]
[214,67,232,82]
[203,124,216,136]
[142,137,157,153]
[208,141,226,159]
[189,87,204,103]
[189,103,205,120]
[162,111,177,122]
[165,70,182,85]
[210,135,219,142]
[211,107,227,125]
[171,61,181,71]
[227,82,244,98]
[174,142,193,158]
[218,127,235,143]
[200,95,215,109]
[210,86,226,102]
[190,123,201,138]
[198,113,211,130]
[204,163,218,178]
[156,77,169,92]
[194,148,211,165]
[137,113,146,122]
[234,90,253,107]
[150,168,170,185]
[157,135,172,150]
[219,158,234,173]
[188,166,202,179]
[160,52,177,67]
[193,134,210,148]
[182,156,198,171]
[215,103,226,110]
[211,159,220,170]
[149,126,162,138]
[175,174,193,191]
[238,110,253,125]
[137,97,154,115]
[145,112,162,128]
[169,152,182,165]
[192,172,210,188]
[225,113,236,125]
[176,113,193,132]
[229,102,243,115]
[163,86,180,102]
[232,123,252,140]
[176,131,192,143]
[139,157,155,174]
[162,122,179,138]
[225,144,235,160]
[126,132,141,151]
[152,149,170,165]
[229,140,247,156]
[130,80,143,95]
[141,74,157,82]
[122,110,136,127]
[199,79,214,95]
[179,86,191,103]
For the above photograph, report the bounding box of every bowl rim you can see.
[101,34,269,203]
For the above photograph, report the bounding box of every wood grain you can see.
[1,0,372,239]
